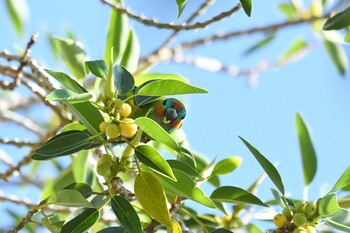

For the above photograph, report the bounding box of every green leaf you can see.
[245,224,264,233]
[323,7,350,30]
[53,37,87,79]
[168,219,182,233]
[329,166,350,193]
[61,122,86,133]
[156,169,215,208]
[135,145,176,180]
[239,136,285,194]
[295,113,317,186]
[46,89,92,103]
[68,101,104,138]
[326,211,350,232]
[111,196,142,233]
[85,60,108,79]
[240,0,252,17]
[244,34,274,56]
[137,79,208,96]
[134,171,172,227]
[113,65,135,95]
[319,193,340,216]
[210,186,267,207]
[135,117,180,153]
[56,189,92,207]
[345,31,350,43]
[32,130,91,160]
[279,38,307,64]
[41,214,62,233]
[45,70,87,93]
[167,160,202,179]
[61,207,100,233]
[135,73,188,87]
[72,150,89,183]
[5,0,29,36]
[64,182,92,198]
[97,227,127,233]
[104,0,129,65]
[323,39,348,76]
[211,229,233,233]
[271,188,286,208]
[176,0,188,19]
[211,156,242,176]
[277,3,298,20]
[120,29,140,74]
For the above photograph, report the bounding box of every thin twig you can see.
[101,0,241,31]
[7,33,39,90]
[6,199,47,233]
[0,125,62,182]
[173,15,327,51]
[0,138,37,147]
[137,0,217,73]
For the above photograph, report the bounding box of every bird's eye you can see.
[162,99,168,106]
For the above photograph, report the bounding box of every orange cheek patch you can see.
[156,103,165,116]
[170,120,181,129]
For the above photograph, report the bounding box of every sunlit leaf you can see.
[279,38,308,64]
[295,113,317,186]
[113,65,135,95]
[246,224,264,233]
[85,60,108,79]
[45,70,87,93]
[46,89,92,103]
[239,136,285,194]
[271,188,286,208]
[176,0,188,19]
[244,34,275,55]
[168,219,182,233]
[211,156,242,176]
[120,29,140,74]
[64,182,92,198]
[53,37,87,79]
[33,130,91,160]
[167,160,202,179]
[323,7,350,30]
[61,207,100,233]
[61,122,86,133]
[135,117,180,153]
[326,211,350,232]
[104,0,129,65]
[137,79,208,96]
[68,101,104,138]
[323,39,348,76]
[5,0,29,36]
[56,189,92,207]
[135,145,176,180]
[135,73,188,87]
[319,193,340,216]
[111,196,142,233]
[345,31,350,43]
[134,171,172,227]
[41,214,62,233]
[210,186,267,207]
[156,169,215,208]
[240,0,252,17]
[277,3,298,19]
[329,166,350,193]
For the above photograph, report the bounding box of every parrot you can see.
[152,98,186,133]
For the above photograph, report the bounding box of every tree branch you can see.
[173,15,327,51]
[6,33,39,90]
[101,0,241,31]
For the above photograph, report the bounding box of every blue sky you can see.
[1,0,350,231]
